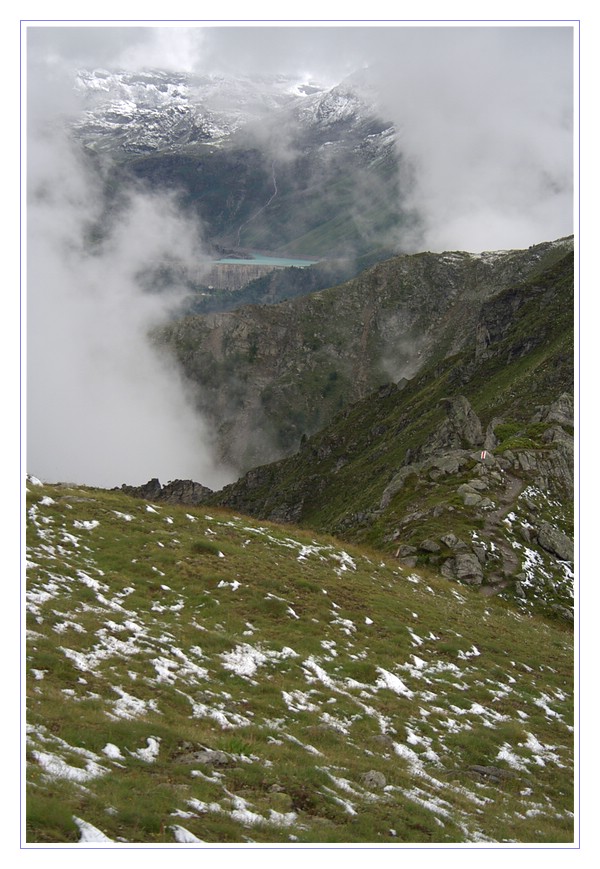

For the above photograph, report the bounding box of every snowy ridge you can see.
[71,67,394,159]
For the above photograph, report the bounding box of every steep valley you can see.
[159,237,574,475]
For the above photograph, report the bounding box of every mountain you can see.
[195,239,574,620]
[25,478,574,843]
[72,68,412,259]
[158,236,573,474]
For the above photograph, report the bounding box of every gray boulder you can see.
[454,552,485,585]
[440,533,467,550]
[419,539,441,553]
[360,770,387,789]
[537,522,574,562]
[178,749,229,767]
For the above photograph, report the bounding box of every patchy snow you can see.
[132,736,161,763]
[331,551,357,574]
[376,668,414,699]
[230,795,298,828]
[108,687,159,720]
[533,693,562,719]
[496,743,528,771]
[33,750,108,783]
[25,484,575,844]
[221,643,297,679]
[171,824,203,842]
[282,689,320,713]
[190,700,252,729]
[457,645,481,659]
[74,816,113,842]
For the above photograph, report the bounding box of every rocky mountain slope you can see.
[159,237,573,473]
[26,478,574,843]
[200,242,574,620]
[72,68,409,258]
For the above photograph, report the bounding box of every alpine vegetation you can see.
[26,479,573,844]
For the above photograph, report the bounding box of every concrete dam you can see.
[204,255,318,292]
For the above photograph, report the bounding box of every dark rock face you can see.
[161,238,574,475]
[117,478,213,506]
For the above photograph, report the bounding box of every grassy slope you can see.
[26,481,573,844]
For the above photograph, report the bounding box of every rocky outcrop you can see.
[431,396,484,451]
[374,388,574,608]
[117,478,213,506]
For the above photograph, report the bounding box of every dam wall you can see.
[203,263,286,292]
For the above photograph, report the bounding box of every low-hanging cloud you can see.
[366,27,573,252]
[26,67,234,489]
[28,24,573,255]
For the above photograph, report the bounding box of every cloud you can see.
[28,24,574,240]
[40,22,571,253]
[26,66,233,489]
[366,26,573,251]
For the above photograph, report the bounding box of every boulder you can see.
[454,552,484,585]
[360,770,387,789]
[441,558,457,580]
[537,522,574,562]
[419,539,441,553]
[440,533,467,550]
[178,749,229,767]
[467,479,488,491]
[468,765,514,782]
[395,545,417,557]
[483,418,504,451]
[430,451,471,475]
[531,393,573,427]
